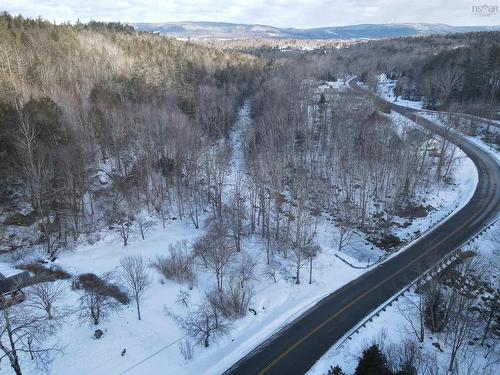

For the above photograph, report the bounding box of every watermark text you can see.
[472,4,499,16]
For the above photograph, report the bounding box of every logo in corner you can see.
[472,4,499,16]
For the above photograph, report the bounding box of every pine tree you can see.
[354,344,392,375]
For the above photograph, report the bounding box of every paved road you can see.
[224,83,500,375]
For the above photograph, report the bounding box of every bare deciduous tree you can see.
[26,281,67,320]
[176,290,191,308]
[446,292,478,372]
[262,257,279,283]
[135,213,154,240]
[194,225,237,291]
[393,79,404,101]
[0,304,58,375]
[180,300,231,348]
[78,274,124,326]
[399,287,425,343]
[303,243,321,285]
[334,202,355,253]
[231,252,257,289]
[120,255,152,320]
[224,174,247,252]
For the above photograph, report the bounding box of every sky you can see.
[2,0,500,28]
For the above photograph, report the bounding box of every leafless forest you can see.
[0,13,499,375]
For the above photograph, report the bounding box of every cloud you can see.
[2,0,499,27]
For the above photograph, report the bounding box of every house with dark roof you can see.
[0,271,31,295]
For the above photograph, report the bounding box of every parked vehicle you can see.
[0,289,25,309]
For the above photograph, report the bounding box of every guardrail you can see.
[334,218,497,351]
[334,79,498,352]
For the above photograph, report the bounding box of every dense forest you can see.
[0,13,261,255]
[242,31,500,116]
[0,13,447,262]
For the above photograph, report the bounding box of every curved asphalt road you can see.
[224,82,500,375]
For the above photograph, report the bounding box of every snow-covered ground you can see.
[377,74,423,109]
[307,220,500,375]
[418,111,500,163]
[318,79,350,92]
[8,220,362,375]
[0,101,369,375]
[340,110,478,266]
[377,74,499,164]
[307,88,499,375]
[0,83,484,375]
[385,112,478,251]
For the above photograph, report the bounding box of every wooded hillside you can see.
[0,13,262,254]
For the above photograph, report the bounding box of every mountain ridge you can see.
[132,21,500,39]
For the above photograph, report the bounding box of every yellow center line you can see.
[256,120,497,375]
[257,211,476,374]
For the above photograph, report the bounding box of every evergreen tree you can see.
[332,365,346,375]
[487,44,500,100]
[354,344,392,375]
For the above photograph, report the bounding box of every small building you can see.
[0,270,31,295]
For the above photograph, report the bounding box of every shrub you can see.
[178,339,194,361]
[4,212,37,226]
[17,262,72,281]
[207,281,253,319]
[72,273,129,304]
[152,240,195,284]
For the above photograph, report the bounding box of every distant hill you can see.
[132,21,500,40]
